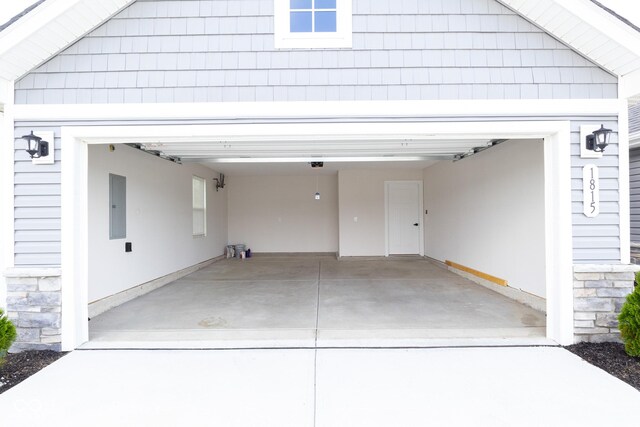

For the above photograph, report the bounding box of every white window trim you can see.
[274,0,352,49]
[192,175,207,237]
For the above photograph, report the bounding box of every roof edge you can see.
[590,0,640,33]
[0,1,46,33]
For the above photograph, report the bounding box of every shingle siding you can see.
[14,0,617,104]
[14,115,620,266]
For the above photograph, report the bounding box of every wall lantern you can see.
[21,131,49,159]
[585,125,612,153]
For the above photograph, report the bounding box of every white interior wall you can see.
[227,175,338,252]
[88,145,227,302]
[338,169,423,256]
[423,139,546,298]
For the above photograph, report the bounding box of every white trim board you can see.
[59,119,575,349]
[13,99,622,122]
[0,81,14,311]
[543,122,574,345]
[38,120,606,146]
[60,126,89,351]
[618,104,631,264]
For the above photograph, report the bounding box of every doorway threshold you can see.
[81,327,555,350]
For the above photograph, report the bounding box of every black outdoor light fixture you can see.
[21,130,49,159]
[213,173,225,191]
[586,124,612,153]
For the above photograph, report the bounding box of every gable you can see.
[0,0,134,81]
[14,0,618,104]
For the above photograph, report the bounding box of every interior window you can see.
[192,176,206,237]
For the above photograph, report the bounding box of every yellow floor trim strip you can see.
[445,260,508,287]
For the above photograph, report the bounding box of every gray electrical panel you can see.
[109,173,126,239]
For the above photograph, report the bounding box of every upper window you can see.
[290,0,336,33]
[274,0,352,49]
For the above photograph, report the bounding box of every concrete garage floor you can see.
[87,255,547,349]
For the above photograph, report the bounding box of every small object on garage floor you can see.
[246,249,251,258]
[235,244,246,259]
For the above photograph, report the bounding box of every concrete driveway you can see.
[1,347,638,426]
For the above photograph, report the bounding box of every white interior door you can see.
[387,181,422,255]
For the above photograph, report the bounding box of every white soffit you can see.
[0,0,134,81]
[498,0,640,78]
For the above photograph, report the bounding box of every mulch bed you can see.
[566,342,640,391]
[0,350,67,394]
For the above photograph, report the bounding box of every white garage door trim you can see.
[59,119,574,350]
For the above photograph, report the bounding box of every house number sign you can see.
[583,164,599,218]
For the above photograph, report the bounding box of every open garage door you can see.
[57,120,573,350]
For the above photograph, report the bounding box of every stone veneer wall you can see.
[4,269,62,352]
[573,264,639,343]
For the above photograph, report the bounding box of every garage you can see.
[5,0,639,354]
[74,120,553,348]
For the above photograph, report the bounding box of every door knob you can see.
[413,223,419,226]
